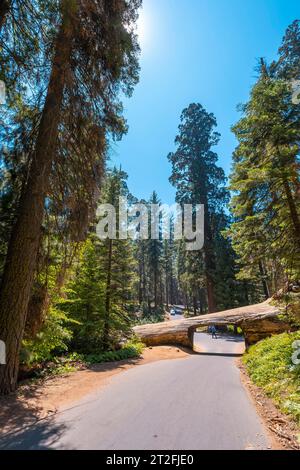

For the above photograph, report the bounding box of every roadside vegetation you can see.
[20,339,145,381]
[243,331,300,426]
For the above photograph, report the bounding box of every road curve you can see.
[0,334,271,450]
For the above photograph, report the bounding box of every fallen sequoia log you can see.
[133,301,290,349]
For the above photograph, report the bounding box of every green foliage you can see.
[243,331,300,425]
[21,306,73,365]
[227,325,243,334]
[84,340,144,364]
[229,78,300,285]
[21,340,144,379]
[34,353,84,378]
[228,21,300,295]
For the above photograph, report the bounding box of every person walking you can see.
[211,325,217,339]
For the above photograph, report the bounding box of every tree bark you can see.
[0,0,76,395]
[0,0,9,31]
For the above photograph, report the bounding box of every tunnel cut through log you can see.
[133,302,290,349]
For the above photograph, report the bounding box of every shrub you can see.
[84,339,144,364]
[21,306,73,365]
[243,331,300,425]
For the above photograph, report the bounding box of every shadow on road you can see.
[194,351,244,357]
[0,356,145,450]
[0,415,68,450]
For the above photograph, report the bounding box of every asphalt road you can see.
[1,333,271,450]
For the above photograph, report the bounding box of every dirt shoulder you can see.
[238,359,300,450]
[0,346,190,435]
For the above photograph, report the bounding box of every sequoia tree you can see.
[168,103,228,313]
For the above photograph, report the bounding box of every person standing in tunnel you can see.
[211,325,217,339]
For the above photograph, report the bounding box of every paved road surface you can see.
[0,334,271,450]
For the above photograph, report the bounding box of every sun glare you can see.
[137,7,148,47]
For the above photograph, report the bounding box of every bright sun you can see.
[136,8,147,46]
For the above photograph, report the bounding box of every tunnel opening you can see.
[191,324,246,356]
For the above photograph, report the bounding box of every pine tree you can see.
[168,103,228,313]
[276,20,300,80]
[229,74,300,290]
[96,168,136,350]
[146,191,163,312]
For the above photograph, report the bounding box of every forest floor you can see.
[0,346,190,435]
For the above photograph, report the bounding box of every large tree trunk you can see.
[25,284,49,339]
[0,1,76,395]
[0,0,9,31]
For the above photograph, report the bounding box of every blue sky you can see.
[112,0,299,204]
